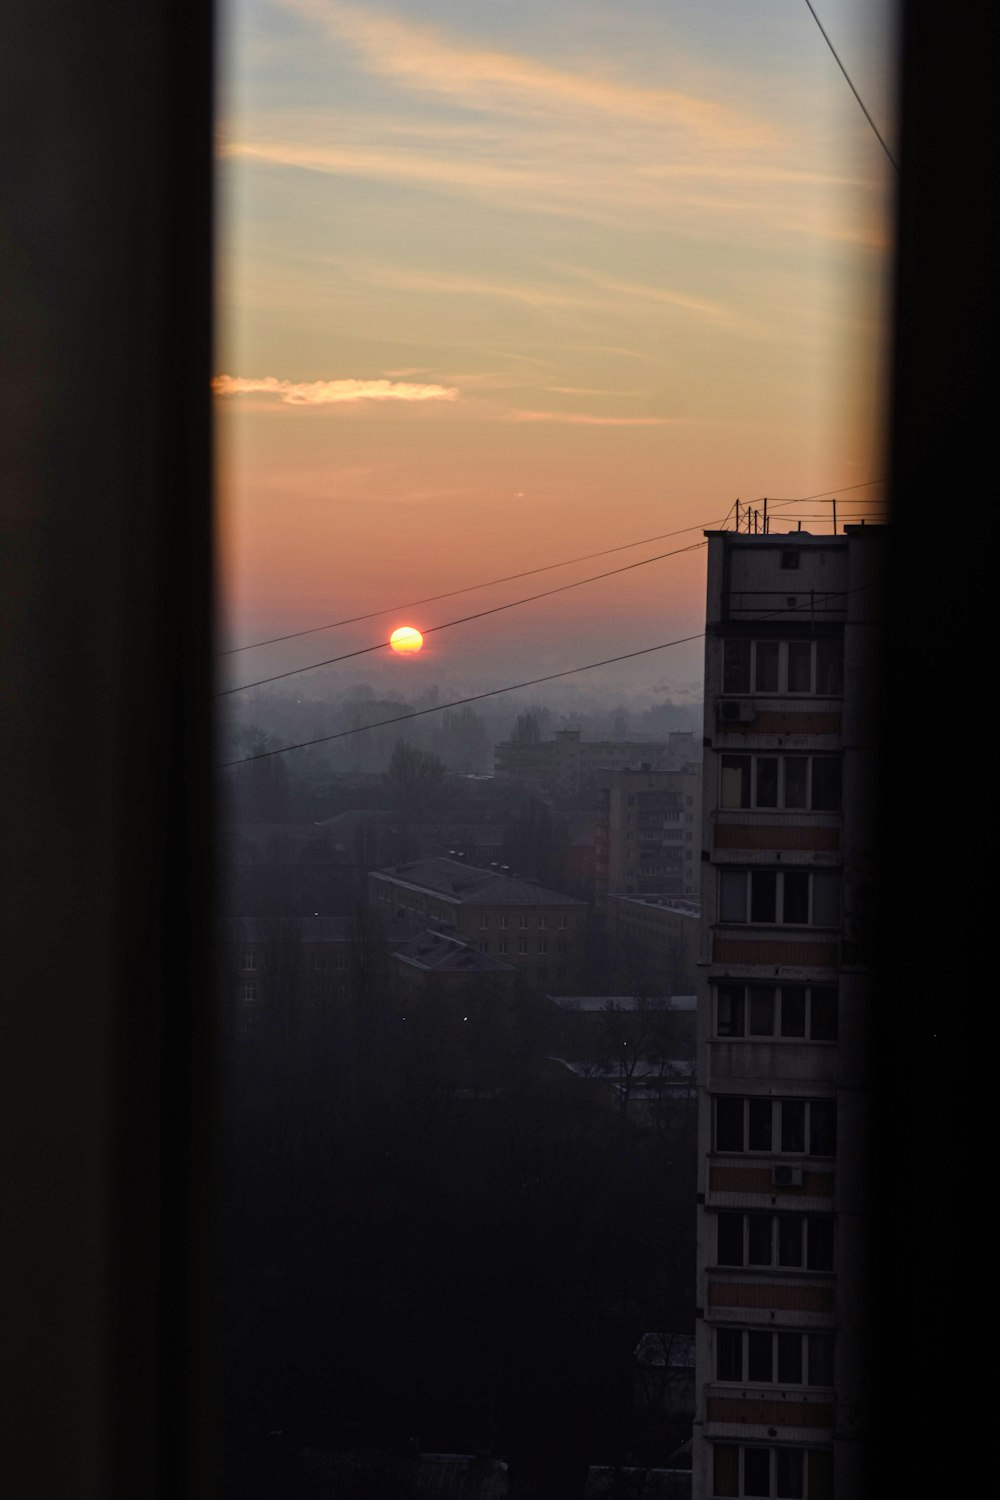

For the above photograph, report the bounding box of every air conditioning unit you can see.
[772,1165,804,1188]
[719,700,755,724]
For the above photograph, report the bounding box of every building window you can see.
[716,1212,834,1271]
[717,984,838,1040]
[713,1444,833,1499]
[479,916,489,929]
[479,941,488,953]
[780,548,800,570]
[713,1096,836,1156]
[723,637,751,694]
[518,915,528,929]
[558,915,567,930]
[499,916,509,929]
[718,870,840,927]
[538,940,548,955]
[720,754,841,811]
[538,915,547,929]
[721,638,843,697]
[242,950,257,971]
[557,940,567,954]
[714,1329,834,1388]
[517,940,528,955]
[241,982,257,1003]
[498,941,508,954]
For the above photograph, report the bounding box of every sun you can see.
[389,625,424,655]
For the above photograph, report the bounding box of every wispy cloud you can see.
[221,104,883,248]
[212,374,458,404]
[283,0,773,147]
[552,264,732,324]
[508,410,688,428]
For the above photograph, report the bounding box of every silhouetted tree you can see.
[510,711,542,743]
[385,738,447,814]
[501,798,570,888]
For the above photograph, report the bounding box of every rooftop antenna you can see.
[763,497,768,534]
[832,496,838,534]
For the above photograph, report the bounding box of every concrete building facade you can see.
[692,528,884,1500]
[495,727,697,798]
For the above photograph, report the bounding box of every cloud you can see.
[283,0,772,147]
[508,410,688,427]
[552,264,732,324]
[212,374,458,405]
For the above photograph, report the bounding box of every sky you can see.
[215,0,896,701]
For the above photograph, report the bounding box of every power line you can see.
[216,506,735,658]
[758,480,886,505]
[802,0,899,171]
[218,480,887,695]
[217,481,884,658]
[219,585,872,770]
[216,539,709,698]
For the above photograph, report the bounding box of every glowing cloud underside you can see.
[212,375,459,405]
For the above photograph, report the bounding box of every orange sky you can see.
[216,0,895,697]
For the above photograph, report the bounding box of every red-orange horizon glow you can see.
[389,625,424,655]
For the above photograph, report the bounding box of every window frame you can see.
[713,1095,837,1157]
[719,754,842,812]
[718,869,840,928]
[712,1442,834,1499]
[714,1327,835,1388]
[715,984,839,1041]
[716,1210,835,1271]
[722,637,844,698]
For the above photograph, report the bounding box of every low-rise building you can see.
[370,856,588,990]
[607,895,701,993]
[391,928,518,996]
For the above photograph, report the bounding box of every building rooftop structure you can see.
[393,929,516,977]
[373,856,586,907]
[547,994,696,1013]
[614,896,701,919]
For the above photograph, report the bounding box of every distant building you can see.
[495,727,698,798]
[692,526,885,1500]
[301,1450,510,1498]
[391,927,518,996]
[596,768,701,899]
[607,895,701,993]
[226,911,516,1029]
[584,1464,691,1499]
[370,856,588,989]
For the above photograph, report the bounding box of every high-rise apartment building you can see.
[595,767,701,900]
[692,526,885,1500]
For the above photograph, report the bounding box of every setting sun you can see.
[389,625,424,655]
